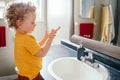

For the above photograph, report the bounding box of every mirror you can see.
[74,0,120,46]
[80,0,94,18]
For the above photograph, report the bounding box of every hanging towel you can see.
[88,6,95,19]
[0,26,6,47]
[101,5,114,44]
[109,5,115,43]
[80,23,94,39]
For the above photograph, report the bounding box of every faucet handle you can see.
[88,51,93,59]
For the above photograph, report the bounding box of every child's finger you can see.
[55,26,60,32]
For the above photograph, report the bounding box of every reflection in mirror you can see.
[80,0,94,18]
[110,0,120,46]
[99,0,118,45]
[78,0,120,46]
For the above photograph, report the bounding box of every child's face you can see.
[20,12,36,33]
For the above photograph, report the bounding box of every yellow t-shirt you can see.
[14,32,42,80]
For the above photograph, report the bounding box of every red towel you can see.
[80,23,94,39]
[0,26,6,47]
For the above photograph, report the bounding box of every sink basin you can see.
[48,57,109,80]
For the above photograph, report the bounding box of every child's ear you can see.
[16,20,22,28]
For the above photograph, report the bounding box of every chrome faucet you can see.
[77,47,99,68]
[84,51,95,63]
[84,52,99,68]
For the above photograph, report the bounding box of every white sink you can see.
[48,57,109,80]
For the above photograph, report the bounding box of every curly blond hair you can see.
[4,2,36,29]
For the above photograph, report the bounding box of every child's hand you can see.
[49,26,60,39]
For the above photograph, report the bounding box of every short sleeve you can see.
[24,35,41,55]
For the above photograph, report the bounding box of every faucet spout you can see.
[85,51,95,63]
[84,52,99,68]
[85,58,95,63]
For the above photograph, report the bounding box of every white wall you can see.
[47,0,73,44]
[32,23,47,41]
[33,0,47,41]
[0,27,15,76]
